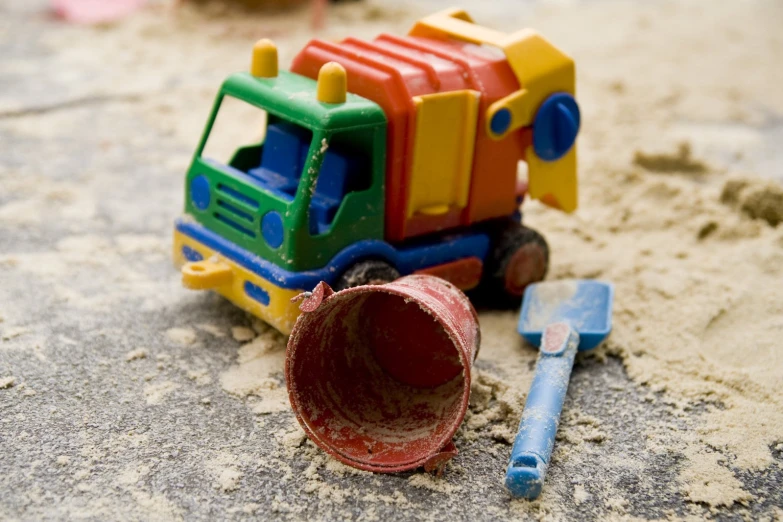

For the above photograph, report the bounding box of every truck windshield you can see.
[200,95,314,202]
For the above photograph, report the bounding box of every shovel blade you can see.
[518,279,614,351]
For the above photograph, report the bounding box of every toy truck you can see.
[173,8,580,334]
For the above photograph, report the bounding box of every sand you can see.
[0,0,781,520]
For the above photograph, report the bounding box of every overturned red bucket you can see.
[285,275,480,473]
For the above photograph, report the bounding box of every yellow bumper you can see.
[173,230,303,335]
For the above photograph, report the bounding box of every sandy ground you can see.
[1,0,782,520]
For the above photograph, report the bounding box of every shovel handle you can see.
[506,322,579,499]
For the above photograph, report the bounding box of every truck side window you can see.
[308,129,372,236]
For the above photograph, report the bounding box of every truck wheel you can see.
[484,222,549,304]
[333,260,400,291]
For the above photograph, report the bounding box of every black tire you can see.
[481,220,549,306]
[333,260,400,291]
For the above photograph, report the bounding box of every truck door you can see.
[306,125,382,237]
[406,90,480,218]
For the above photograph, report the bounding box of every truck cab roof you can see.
[220,70,386,132]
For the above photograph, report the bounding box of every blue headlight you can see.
[261,211,284,249]
[190,175,211,211]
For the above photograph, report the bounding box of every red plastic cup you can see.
[285,275,480,473]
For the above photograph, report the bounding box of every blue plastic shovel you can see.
[506,279,614,499]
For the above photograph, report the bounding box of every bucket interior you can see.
[288,290,469,469]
